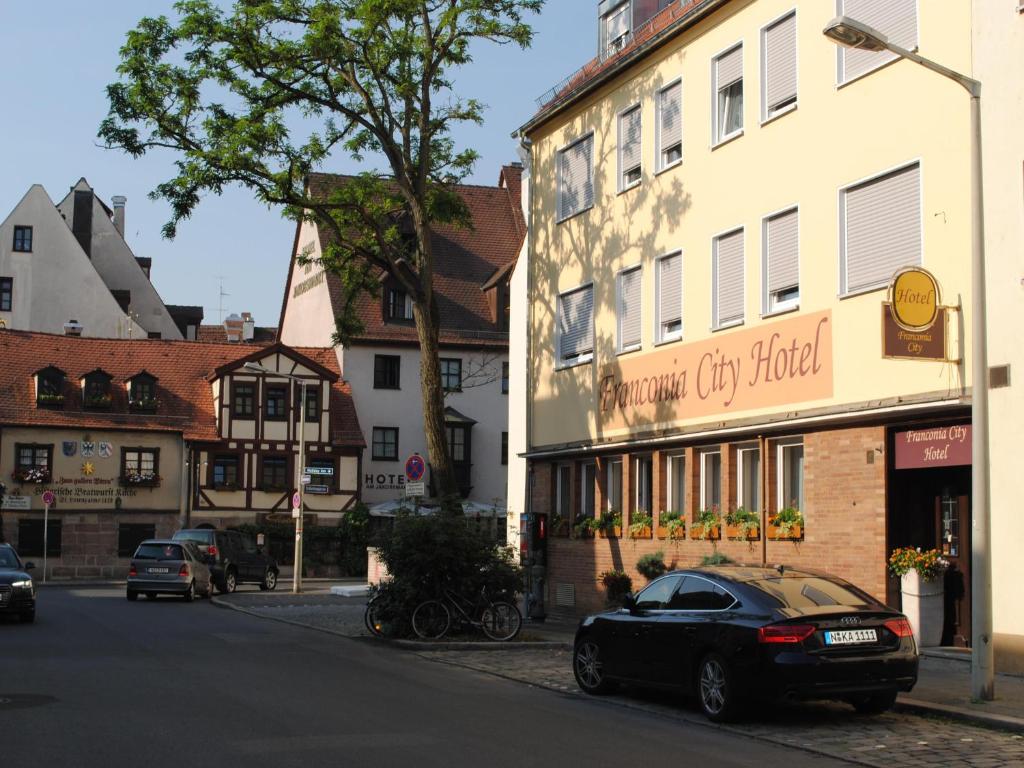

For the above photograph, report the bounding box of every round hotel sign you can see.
[889,267,940,331]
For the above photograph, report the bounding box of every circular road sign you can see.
[291,491,301,509]
[42,490,55,506]
[405,454,426,482]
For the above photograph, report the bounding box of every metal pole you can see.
[43,503,49,584]
[294,381,306,594]
[968,92,994,701]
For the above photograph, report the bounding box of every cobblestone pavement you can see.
[416,647,1024,768]
[215,592,370,636]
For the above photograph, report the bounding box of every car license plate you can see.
[825,629,878,645]
[148,567,169,574]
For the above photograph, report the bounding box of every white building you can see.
[278,165,525,508]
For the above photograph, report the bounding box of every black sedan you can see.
[573,566,918,721]
[0,543,36,623]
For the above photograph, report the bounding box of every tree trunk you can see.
[413,296,458,506]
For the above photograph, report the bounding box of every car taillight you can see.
[207,545,218,557]
[179,564,189,577]
[758,623,816,644]
[884,617,914,638]
[129,565,137,577]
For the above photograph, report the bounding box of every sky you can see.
[0,1,595,328]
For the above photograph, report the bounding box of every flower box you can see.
[85,396,113,410]
[36,394,65,408]
[598,525,622,539]
[726,524,760,541]
[574,526,595,539]
[12,468,50,484]
[766,524,803,541]
[121,473,161,488]
[129,399,159,413]
[655,524,668,539]
[629,525,652,540]
[551,519,570,537]
[689,524,721,541]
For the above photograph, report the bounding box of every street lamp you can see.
[824,16,992,701]
[243,361,311,594]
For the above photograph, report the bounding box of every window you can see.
[446,425,469,463]
[606,459,623,512]
[122,447,160,485]
[372,427,399,461]
[129,375,157,410]
[668,576,736,611]
[580,462,596,520]
[763,208,799,313]
[666,454,685,512]
[736,445,760,511]
[18,519,61,557]
[12,225,32,252]
[700,450,722,512]
[656,80,682,171]
[83,371,112,409]
[841,163,921,295]
[14,443,52,482]
[385,286,414,321]
[656,252,682,342]
[615,266,642,352]
[618,104,642,190]
[501,432,508,465]
[777,440,804,513]
[601,1,631,58]
[233,383,255,417]
[212,454,240,488]
[761,11,797,121]
[36,368,64,407]
[635,574,684,610]
[117,523,156,557]
[555,464,572,520]
[837,0,917,84]
[0,277,12,311]
[374,355,401,389]
[440,358,462,392]
[558,135,594,221]
[713,44,743,144]
[265,385,288,420]
[635,456,653,514]
[712,229,744,329]
[261,455,289,490]
[295,384,319,422]
[557,284,594,366]
[501,362,509,394]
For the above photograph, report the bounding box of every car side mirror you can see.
[24,561,35,570]
[622,593,636,612]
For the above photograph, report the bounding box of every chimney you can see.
[224,313,244,343]
[64,320,83,337]
[111,195,127,237]
[241,312,255,342]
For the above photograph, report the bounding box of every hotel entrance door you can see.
[935,490,970,647]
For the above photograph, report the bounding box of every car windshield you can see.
[747,576,875,609]
[172,531,211,545]
[0,547,21,569]
[134,544,185,561]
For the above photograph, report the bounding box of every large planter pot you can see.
[901,570,944,648]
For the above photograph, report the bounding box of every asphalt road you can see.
[1,586,848,768]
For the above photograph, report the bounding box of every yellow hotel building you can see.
[513,0,1024,667]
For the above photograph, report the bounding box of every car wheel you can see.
[573,637,614,695]
[850,690,898,715]
[223,569,237,594]
[260,569,278,591]
[20,610,35,623]
[183,581,195,602]
[126,591,138,602]
[697,653,741,722]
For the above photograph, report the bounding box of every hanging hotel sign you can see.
[882,267,950,361]
[597,310,833,431]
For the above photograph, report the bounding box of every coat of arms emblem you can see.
[98,442,113,459]
[62,441,78,457]
[81,441,95,458]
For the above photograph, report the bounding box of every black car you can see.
[171,529,278,593]
[573,565,918,721]
[0,543,37,623]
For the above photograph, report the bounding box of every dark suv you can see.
[171,529,278,593]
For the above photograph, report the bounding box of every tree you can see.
[100,0,542,502]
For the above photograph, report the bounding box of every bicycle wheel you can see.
[412,599,451,640]
[480,601,522,641]
[364,596,384,637]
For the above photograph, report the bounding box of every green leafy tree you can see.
[100,0,543,501]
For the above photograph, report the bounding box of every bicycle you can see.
[412,585,522,641]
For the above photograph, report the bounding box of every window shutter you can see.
[764,12,797,113]
[840,0,917,82]
[560,136,594,219]
[559,285,594,360]
[607,5,629,41]
[619,268,641,348]
[844,163,921,293]
[716,45,743,88]
[715,230,744,326]
[658,253,682,328]
[659,82,682,160]
[620,107,642,176]
[766,209,799,294]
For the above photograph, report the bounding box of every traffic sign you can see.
[405,481,425,497]
[41,490,55,506]
[305,466,334,476]
[291,491,301,509]
[301,474,312,485]
[305,484,329,495]
[405,454,426,482]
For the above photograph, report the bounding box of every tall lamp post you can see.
[823,16,992,701]
[244,362,311,595]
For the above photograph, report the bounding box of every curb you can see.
[210,595,363,640]
[896,697,1024,733]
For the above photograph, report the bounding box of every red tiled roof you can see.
[0,330,363,448]
[281,166,524,348]
[196,325,278,344]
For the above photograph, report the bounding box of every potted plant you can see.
[628,511,653,539]
[767,507,804,540]
[660,510,686,540]
[574,515,598,538]
[597,510,622,539]
[12,467,50,484]
[600,569,633,607]
[636,551,668,582]
[690,507,721,540]
[725,507,760,540]
[550,512,569,537]
[121,470,161,488]
[889,547,949,647]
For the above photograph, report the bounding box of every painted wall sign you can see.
[889,267,940,330]
[29,477,140,505]
[894,425,971,469]
[1,495,30,510]
[597,310,833,430]
[364,472,406,491]
[882,305,947,361]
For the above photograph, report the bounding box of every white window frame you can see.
[606,459,623,512]
[699,449,722,512]
[736,443,761,512]
[655,78,683,174]
[556,132,595,224]
[555,281,594,369]
[761,205,800,317]
[655,250,683,344]
[711,42,744,147]
[837,159,924,298]
[834,0,919,87]
[759,9,798,124]
[634,455,653,514]
[617,102,643,193]
[665,453,686,512]
[616,264,642,354]
[711,227,745,331]
[775,438,804,513]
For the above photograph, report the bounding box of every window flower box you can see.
[658,511,686,540]
[628,511,653,540]
[121,471,161,488]
[85,394,113,409]
[12,467,50,484]
[690,509,722,541]
[596,511,622,538]
[598,525,622,539]
[725,508,760,541]
[550,516,570,537]
[725,524,760,541]
[767,508,804,540]
[36,393,65,408]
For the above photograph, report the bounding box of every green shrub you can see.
[600,569,633,606]
[636,551,668,582]
[699,552,735,566]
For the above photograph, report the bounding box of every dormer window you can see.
[129,373,159,412]
[600,1,631,59]
[385,285,414,322]
[35,367,65,408]
[83,370,113,410]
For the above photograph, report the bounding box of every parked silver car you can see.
[127,540,214,601]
